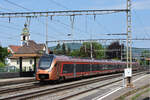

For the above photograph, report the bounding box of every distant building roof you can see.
[8,40,46,56]
[8,45,21,53]
[145,58,150,61]
[17,40,45,54]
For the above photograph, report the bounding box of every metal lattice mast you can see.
[129,0,132,68]
[126,0,132,68]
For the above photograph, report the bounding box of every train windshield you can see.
[39,55,54,70]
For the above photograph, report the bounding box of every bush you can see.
[0,62,5,67]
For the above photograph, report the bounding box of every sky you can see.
[0,0,149,48]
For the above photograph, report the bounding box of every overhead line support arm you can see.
[0,9,129,18]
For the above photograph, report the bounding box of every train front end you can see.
[36,54,57,81]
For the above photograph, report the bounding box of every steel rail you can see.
[60,71,147,100]
[1,71,145,100]
[0,82,38,94]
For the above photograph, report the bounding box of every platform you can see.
[96,73,150,100]
[0,77,35,86]
[68,72,150,100]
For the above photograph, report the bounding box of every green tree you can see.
[79,42,104,59]
[0,46,8,62]
[56,43,61,49]
[141,50,150,58]
[62,43,66,54]
[67,47,71,55]
[0,46,9,67]
[0,62,5,67]
[140,50,150,66]
[106,41,124,59]
[69,50,80,57]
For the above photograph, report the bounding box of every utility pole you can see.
[46,16,49,54]
[121,40,123,61]
[90,42,93,59]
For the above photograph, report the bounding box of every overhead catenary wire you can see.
[48,0,114,34]
[1,0,65,40]
[0,4,65,42]
[0,3,129,41]
[0,5,15,12]
[132,10,150,38]
[47,0,125,35]
[48,0,92,38]
[4,0,32,11]
[48,0,69,10]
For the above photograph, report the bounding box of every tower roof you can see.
[21,23,29,35]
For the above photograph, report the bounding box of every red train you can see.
[36,54,140,81]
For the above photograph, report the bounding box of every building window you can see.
[23,36,26,40]
[17,60,19,65]
[30,59,32,65]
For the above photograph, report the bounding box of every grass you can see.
[115,84,150,100]
[131,88,150,100]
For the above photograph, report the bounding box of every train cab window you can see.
[39,55,54,70]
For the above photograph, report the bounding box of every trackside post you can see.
[124,68,133,88]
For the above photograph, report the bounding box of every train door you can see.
[55,62,60,79]
[73,63,76,78]
[90,63,92,75]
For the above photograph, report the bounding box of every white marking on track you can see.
[92,87,122,100]
[132,74,148,82]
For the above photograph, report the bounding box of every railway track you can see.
[0,74,120,95]
[0,82,39,94]
[60,72,149,100]
[0,71,145,100]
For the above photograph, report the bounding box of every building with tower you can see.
[7,24,46,74]
[21,23,30,46]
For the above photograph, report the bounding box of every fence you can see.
[0,66,19,72]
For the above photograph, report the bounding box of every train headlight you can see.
[48,69,51,72]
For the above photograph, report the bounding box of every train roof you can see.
[43,54,138,64]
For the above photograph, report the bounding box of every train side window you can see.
[103,65,107,70]
[99,64,103,70]
[86,64,90,72]
[63,64,74,74]
[83,64,86,72]
[92,64,98,71]
[76,64,83,72]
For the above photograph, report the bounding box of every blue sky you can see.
[0,0,149,48]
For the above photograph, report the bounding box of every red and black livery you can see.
[36,54,140,81]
